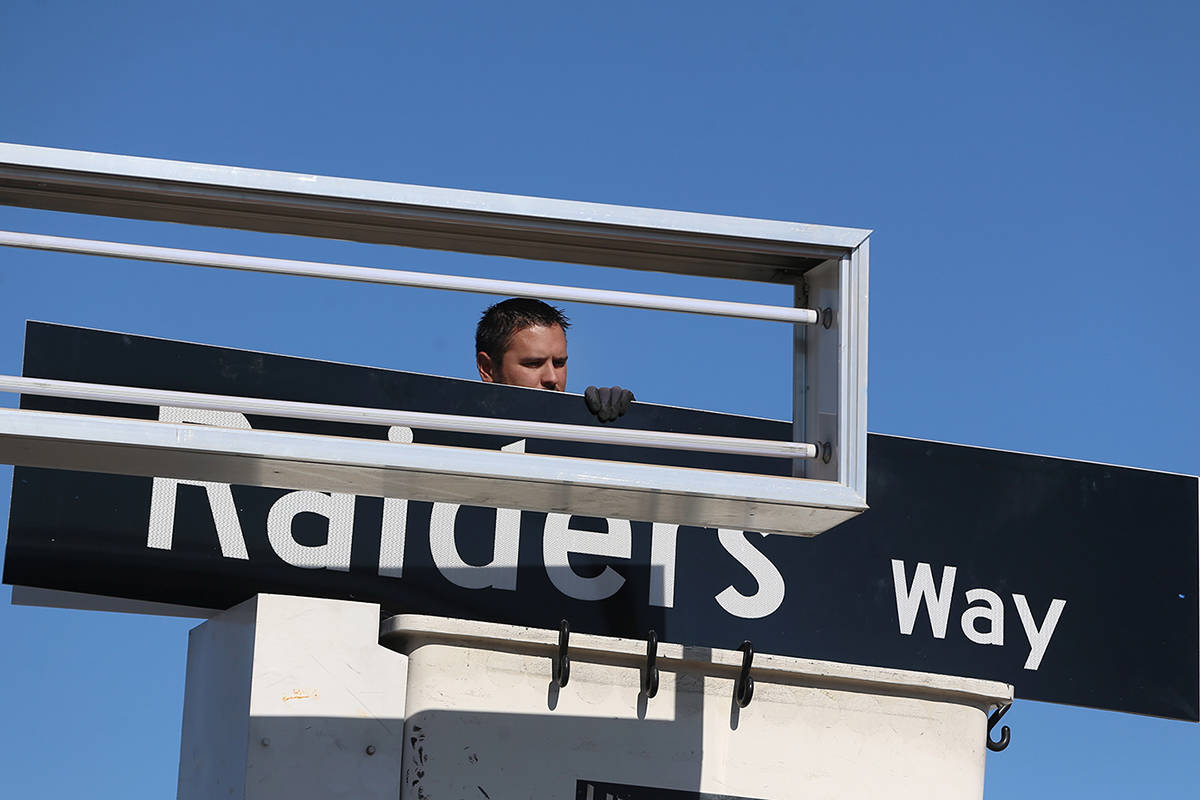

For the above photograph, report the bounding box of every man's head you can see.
[475,298,570,391]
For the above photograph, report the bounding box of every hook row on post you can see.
[549,624,756,710]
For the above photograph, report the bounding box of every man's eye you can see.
[521,361,542,368]
[553,359,567,368]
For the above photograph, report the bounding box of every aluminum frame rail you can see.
[0,142,871,537]
[0,231,818,324]
[0,142,869,281]
[0,375,815,460]
[0,408,860,536]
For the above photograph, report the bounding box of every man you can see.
[475,297,634,422]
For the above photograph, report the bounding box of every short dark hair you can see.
[476,298,570,362]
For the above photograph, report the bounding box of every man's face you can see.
[477,324,568,391]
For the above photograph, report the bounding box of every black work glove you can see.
[584,385,635,423]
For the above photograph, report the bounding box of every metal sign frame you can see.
[0,143,870,536]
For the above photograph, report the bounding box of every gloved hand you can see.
[584,385,635,423]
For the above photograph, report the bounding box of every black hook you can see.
[734,640,754,708]
[986,702,1011,752]
[552,619,570,687]
[643,629,660,698]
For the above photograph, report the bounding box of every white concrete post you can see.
[177,594,407,800]
[383,615,1013,800]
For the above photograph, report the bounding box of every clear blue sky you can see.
[0,1,1196,797]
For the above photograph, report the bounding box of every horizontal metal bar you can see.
[0,142,867,282]
[0,408,864,536]
[0,231,818,324]
[0,375,816,460]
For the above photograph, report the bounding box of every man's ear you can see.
[477,351,497,383]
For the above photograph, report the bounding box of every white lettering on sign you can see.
[715,530,785,619]
[891,559,1067,671]
[266,490,355,571]
[426,437,525,590]
[429,499,521,591]
[961,588,1005,646]
[543,513,632,601]
[648,522,679,608]
[377,425,413,579]
[147,406,251,559]
[892,559,956,638]
[144,408,792,618]
[1013,593,1067,670]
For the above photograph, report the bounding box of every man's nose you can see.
[538,361,564,390]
